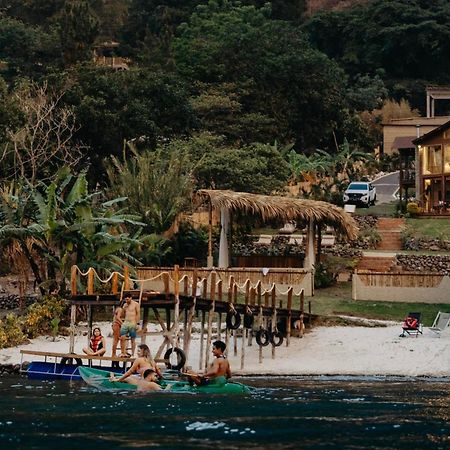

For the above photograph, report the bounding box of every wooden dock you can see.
[65,265,308,372]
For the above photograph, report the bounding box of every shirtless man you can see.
[186,340,231,386]
[120,295,140,357]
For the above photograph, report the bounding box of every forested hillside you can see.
[0,0,449,287]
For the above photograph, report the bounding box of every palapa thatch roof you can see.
[195,189,359,240]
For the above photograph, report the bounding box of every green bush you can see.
[314,262,337,289]
[23,295,68,339]
[0,314,26,348]
[406,202,420,216]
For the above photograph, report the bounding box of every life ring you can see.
[226,310,241,330]
[163,347,186,371]
[270,331,284,347]
[60,357,83,366]
[243,310,254,329]
[255,329,271,347]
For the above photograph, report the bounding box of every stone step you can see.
[357,256,397,272]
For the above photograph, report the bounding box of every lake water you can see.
[1,375,449,449]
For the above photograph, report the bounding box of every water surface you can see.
[1,375,448,449]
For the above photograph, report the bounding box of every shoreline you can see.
[1,320,449,378]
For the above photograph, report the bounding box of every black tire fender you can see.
[163,347,186,371]
[270,331,284,347]
[60,357,83,366]
[243,310,254,329]
[255,329,271,347]
[226,310,241,330]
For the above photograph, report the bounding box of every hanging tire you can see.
[163,347,186,371]
[60,357,83,366]
[243,311,254,329]
[255,329,271,347]
[226,310,241,330]
[270,331,284,347]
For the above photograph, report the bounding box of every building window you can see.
[422,145,442,174]
[445,145,450,174]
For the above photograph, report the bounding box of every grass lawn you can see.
[305,282,450,326]
[355,202,397,217]
[405,217,450,239]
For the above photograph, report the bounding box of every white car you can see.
[343,182,376,207]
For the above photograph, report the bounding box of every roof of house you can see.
[413,119,450,145]
[194,189,359,240]
[391,136,416,150]
[382,116,450,127]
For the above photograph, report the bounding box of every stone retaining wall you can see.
[0,294,38,310]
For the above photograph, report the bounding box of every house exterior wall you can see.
[383,124,439,155]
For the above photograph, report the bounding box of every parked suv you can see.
[343,182,376,207]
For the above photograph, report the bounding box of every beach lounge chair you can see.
[429,311,450,336]
[399,312,423,337]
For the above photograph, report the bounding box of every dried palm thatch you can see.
[194,189,359,240]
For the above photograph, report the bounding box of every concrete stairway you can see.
[376,218,405,251]
[356,255,397,272]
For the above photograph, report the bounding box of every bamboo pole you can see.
[123,266,130,290]
[111,272,118,294]
[286,287,293,346]
[257,290,263,364]
[71,265,77,296]
[199,310,206,370]
[69,304,76,353]
[248,286,255,346]
[233,283,238,357]
[87,268,94,295]
[173,265,180,348]
[271,285,277,360]
[205,272,216,369]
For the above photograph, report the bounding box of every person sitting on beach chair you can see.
[185,340,231,386]
[83,327,106,356]
[400,312,423,337]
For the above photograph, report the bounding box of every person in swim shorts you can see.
[120,295,140,357]
[185,340,231,386]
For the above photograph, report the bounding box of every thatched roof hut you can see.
[194,189,359,240]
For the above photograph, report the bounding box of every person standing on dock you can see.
[185,340,231,386]
[111,301,125,357]
[120,295,140,357]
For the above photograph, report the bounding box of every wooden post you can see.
[257,291,263,364]
[248,286,256,346]
[71,266,77,296]
[199,310,206,370]
[241,281,250,370]
[207,201,213,268]
[217,279,223,341]
[183,276,189,296]
[233,283,238,357]
[69,304,76,353]
[141,306,149,345]
[123,265,130,290]
[205,272,216,369]
[87,268,94,295]
[173,265,180,348]
[112,272,118,294]
[271,285,277,360]
[286,287,293,346]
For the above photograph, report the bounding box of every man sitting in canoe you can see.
[185,340,231,386]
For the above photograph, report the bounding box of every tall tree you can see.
[59,0,99,66]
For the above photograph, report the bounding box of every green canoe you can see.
[78,366,252,394]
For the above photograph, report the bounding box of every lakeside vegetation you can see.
[0,1,449,312]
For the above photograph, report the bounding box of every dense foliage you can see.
[0,0,447,297]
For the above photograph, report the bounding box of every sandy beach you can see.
[1,319,449,377]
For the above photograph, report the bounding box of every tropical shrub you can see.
[406,202,420,216]
[23,295,68,339]
[0,314,26,348]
